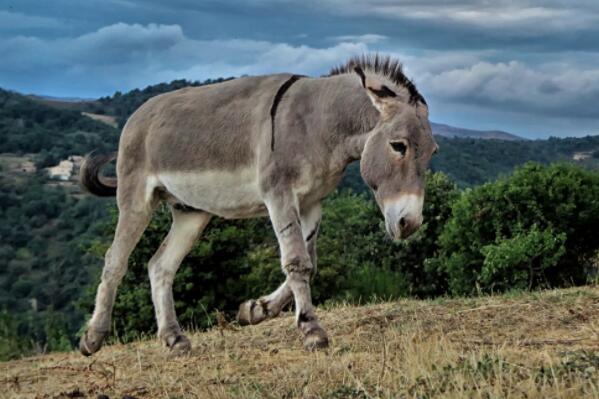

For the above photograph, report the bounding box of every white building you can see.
[47,159,74,181]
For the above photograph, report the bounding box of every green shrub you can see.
[480,226,566,291]
[435,163,599,295]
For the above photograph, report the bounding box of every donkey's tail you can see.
[79,151,118,197]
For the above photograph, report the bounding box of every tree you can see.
[434,163,599,295]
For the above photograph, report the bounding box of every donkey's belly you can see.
[155,169,267,219]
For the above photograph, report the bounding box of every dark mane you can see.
[329,54,426,105]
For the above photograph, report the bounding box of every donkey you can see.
[79,54,438,356]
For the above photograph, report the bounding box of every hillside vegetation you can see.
[78,163,599,345]
[1,80,599,360]
[3,287,599,398]
[0,88,119,168]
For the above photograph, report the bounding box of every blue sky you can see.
[1,0,598,138]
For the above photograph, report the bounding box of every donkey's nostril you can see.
[399,217,407,229]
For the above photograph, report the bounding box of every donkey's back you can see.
[123,74,295,174]
[114,74,296,218]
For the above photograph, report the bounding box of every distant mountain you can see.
[25,94,99,112]
[431,122,523,141]
[27,94,95,103]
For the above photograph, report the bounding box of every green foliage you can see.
[0,89,119,162]
[0,172,110,359]
[430,136,599,187]
[94,78,234,127]
[3,78,599,358]
[0,310,30,360]
[316,171,459,300]
[0,309,73,361]
[434,163,599,294]
[480,226,566,291]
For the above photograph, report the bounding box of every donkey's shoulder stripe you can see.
[271,74,303,151]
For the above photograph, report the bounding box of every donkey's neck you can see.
[311,74,380,163]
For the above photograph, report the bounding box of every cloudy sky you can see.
[1,0,598,138]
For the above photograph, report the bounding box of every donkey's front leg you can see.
[265,194,328,350]
[237,203,321,326]
[237,282,292,326]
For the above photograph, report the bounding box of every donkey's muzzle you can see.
[383,193,424,241]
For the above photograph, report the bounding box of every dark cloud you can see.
[419,59,599,119]
[1,0,598,137]
[0,22,368,96]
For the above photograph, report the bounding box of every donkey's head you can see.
[352,61,437,240]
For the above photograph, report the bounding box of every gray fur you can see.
[80,55,437,356]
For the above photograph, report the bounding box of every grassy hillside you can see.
[3,287,598,398]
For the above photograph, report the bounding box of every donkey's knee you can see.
[100,262,128,287]
[283,256,329,350]
[283,255,313,279]
[148,261,176,288]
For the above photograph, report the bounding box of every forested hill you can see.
[432,135,599,186]
[12,79,599,187]
[1,80,599,360]
[0,88,119,170]
[430,122,523,140]
[339,132,599,190]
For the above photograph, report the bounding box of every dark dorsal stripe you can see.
[271,74,303,151]
[353,66,366,88]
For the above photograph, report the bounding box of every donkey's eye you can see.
[390,141,407,156]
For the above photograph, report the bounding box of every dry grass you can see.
[81,112,118,128]
[3,287,599,398]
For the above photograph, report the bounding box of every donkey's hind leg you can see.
[148,206,211,356]
[80,203,155,356]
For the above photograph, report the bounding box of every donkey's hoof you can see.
[237,299,267,326]
[79,328,108,357]
[166,334,192,357]
[303,327,329,351]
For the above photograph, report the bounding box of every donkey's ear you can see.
[368,85,397,99]
[365,82,399,118]
[353,66,399,117]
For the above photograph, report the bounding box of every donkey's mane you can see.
[329,54,426,105]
